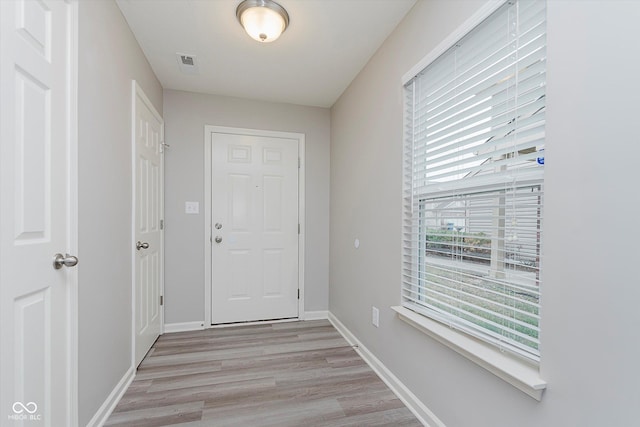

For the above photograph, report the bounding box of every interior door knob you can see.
[136,241,150,250]
[53,253,78,270]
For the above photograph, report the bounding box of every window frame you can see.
[396,0,547,400]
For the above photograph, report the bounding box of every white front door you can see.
[133,83,164,367]
[0,0,76,425]
[211,131,299,324]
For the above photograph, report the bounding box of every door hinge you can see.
[298,289,300,300]
[298,157,301,169]
[160,219,164,230]
[298,223,300,234]
[160,295,164,306]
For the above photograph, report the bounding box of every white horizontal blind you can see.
[402,0,546,361]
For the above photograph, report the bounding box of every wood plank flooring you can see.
[105,320,422,427]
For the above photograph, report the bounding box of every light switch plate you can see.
[185,201,199,214]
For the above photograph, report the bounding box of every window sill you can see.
[391,306,546,400]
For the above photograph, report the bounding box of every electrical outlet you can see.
[372,306,379,328]
[185,201,199,214]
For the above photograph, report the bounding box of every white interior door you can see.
[133,83,164,367]
[0,0,75,425]
[211,131,299,324]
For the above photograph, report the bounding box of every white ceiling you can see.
[116,0,417,108]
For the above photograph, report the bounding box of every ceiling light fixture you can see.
[236,0,289,43]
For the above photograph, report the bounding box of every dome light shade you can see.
[236,0,289,43]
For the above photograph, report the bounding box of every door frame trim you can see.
[203,126,305,327]
[130,80,165,369]
[68,2,79,425]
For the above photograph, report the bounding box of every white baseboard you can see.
[328,312,445,427]
[86,366,135,427]
[165,314,328,332]
[164,321,205,333]
[301,310,329,320]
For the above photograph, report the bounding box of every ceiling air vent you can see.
[176,53,199,75]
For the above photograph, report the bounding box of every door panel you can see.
[263,175,284,231]
[230,174,251,230]
[1,0,74,425]
[211,133,298,324]
[14,68,49,241]
[229,250,251,299]
[133,85,163,367]
[263,249,283,296]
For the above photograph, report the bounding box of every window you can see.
[402,0,546,362]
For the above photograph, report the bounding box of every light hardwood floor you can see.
[105,320,422,427]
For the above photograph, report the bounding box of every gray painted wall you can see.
[330,0,640,426]
[77,1,162,425]
[163,90,330,324]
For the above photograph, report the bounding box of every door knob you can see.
[214,236,222,244]
[136,241,150,250]
[53,253,78,270]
